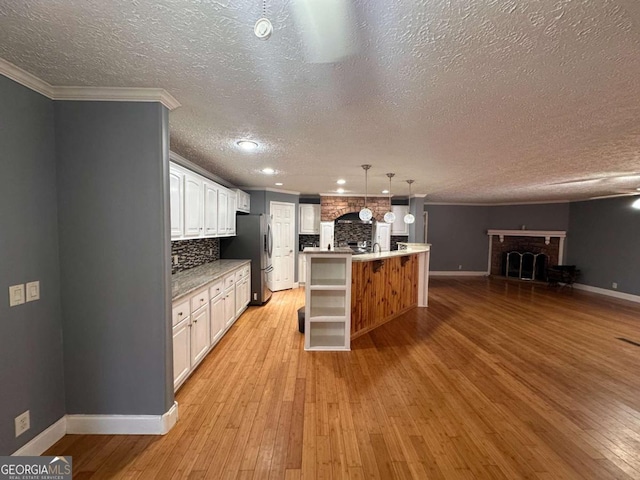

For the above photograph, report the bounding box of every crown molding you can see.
[0,56,180,110]
[242,187,301,195]
[0,57,54,98]
[52,86,181,110]
[424,199,571,206]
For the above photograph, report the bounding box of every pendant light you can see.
[359,165,373,221]
[254,0,273,40]
[383,173,396,223]
[404,180,415,224]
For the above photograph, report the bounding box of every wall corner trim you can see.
[66,401,179,435]
[12,417,67,456]
[0,57,181,110]
[573,284,640,304]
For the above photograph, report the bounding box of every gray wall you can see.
[425,202,571,272]
[425,205,490,271]
[568,197,640,295]
[0,77,66,454]
[488,203,570,231]
[55,101,173,415]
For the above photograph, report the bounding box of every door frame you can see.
[269,201,296,291]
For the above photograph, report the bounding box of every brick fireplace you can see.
[487,230,566,278]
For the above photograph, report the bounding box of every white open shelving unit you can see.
[304,252,352,351]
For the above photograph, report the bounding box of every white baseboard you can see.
[292,282,299,289]
[573,283,640,304]
[429,271,487,277]
[66,401,179,435]
[12,417,67,456]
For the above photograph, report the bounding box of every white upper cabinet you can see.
[183,173,203,237]
[169,166,184,239]
[203,181,218,236]
[320,221,335,249]
[374,222,391,252]
[218,187,229,236]
[170,161,238,240]
[299,204,321,234]
[390,205,409,236]
[227,191,237,236]
[235,189,250,213]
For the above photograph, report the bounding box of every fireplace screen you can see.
[502,252,547,281]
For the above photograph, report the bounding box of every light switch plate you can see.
[26,281,40,302]
[9,284,25,307]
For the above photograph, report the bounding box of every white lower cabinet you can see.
[190,302,210,367]
[172,263,251,391]
[172,317,191,389]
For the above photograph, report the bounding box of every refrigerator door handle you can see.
[266,223,274,258]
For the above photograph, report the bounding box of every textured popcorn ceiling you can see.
[2,0,640,203]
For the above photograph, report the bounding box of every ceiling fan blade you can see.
[290,0,358,64]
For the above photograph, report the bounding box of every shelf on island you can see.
[309,258,347,286]
[308,321,346,348]
[309,306,346,319]
[309,278,348,287]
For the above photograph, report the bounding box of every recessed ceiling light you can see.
[382,189,389,194]
[337,179,346,185]
[236,140,258,151]
[337,188,345,194]
[275,182,283,186]
[262,167,275,175]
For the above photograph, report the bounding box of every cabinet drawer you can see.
[235,269,245,282]
[209,280,224,299]
[190,289,210,311]
[224,273,236,290]
[172,300,190,327]
[242,266,250,277]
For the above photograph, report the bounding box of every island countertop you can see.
[350,244,430,262]
[172,259,250,301]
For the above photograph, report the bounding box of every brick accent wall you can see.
[321,196,391,222]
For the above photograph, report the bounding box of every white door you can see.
[270,201,296,291]
[320,221,334,250]
[172,318,191,390]
[169,167,184,239]
[184,173,203,237]
[203,182,218,236]
[299,204,320,234]
[224,288,236,328]
[227,191,237,235]
[391,205,409,236]
[211,295,225,343]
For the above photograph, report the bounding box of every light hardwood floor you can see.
[46,278,640,479]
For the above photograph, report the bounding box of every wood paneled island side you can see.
[350,244,430,339]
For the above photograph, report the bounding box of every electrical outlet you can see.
[173,255,179,265]
[458,265,463,270]
[15,410,30,437]
[612,282,618,289]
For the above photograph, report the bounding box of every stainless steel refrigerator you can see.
[220,214,273,305]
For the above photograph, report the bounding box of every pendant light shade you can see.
[384,173,396,223]
[359,165,373,221]
[404,180,415,224]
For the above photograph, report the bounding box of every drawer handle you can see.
[178,312,183,317]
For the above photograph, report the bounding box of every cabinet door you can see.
[173,318,191,390]
[184,173,203,237]
[224,288,236,328]
[203,182,218,236]
[211,295,225,343]
[299,204,320,234]
[375,223,391,252]
[244,277,251,307]
[218,188,228,235]
[391,205,409,236]
[190,304,210,367]
[298,254,306,284]
[228,192,237,235]
[169,167,184,239]
[319,221,334,249]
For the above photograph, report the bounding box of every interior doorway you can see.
[270,201,296,291]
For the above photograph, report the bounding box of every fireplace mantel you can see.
[486,230,567,275]
[487,229,566,245]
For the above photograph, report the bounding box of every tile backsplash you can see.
[172,238,220,274]
[299,234,320,251]
[334,222,373,247]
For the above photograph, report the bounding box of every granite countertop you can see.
[351,245,430,262]
[172,259,251,301]
[302,247,354,254]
